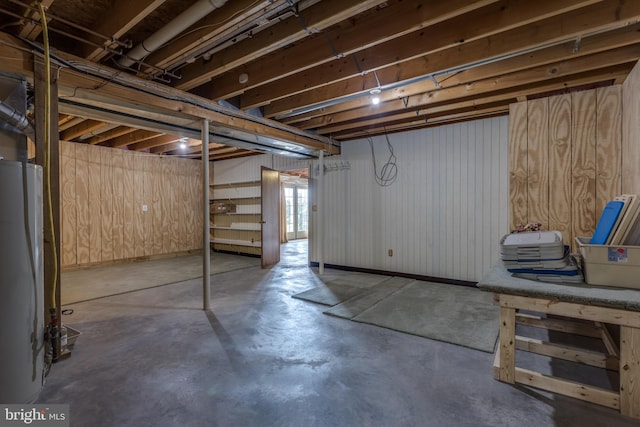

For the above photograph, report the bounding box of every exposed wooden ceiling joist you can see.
[0,0,638,159]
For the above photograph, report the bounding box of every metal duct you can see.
[117,0,228,69]
[0,100,33,138]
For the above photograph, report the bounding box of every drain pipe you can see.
[117,0,228,69]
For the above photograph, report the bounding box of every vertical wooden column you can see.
[620,325,640,418]
[498,302,516,383]
[34,61,61,355]
[202,120,210,311]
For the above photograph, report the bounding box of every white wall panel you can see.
[310,116,509,282]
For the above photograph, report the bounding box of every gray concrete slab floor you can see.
[38,240,638,427]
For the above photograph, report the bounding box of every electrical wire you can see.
[367,132,398,187]
[38,3,58,311]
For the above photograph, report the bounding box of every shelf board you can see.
[211,186,260,200]
[211,223,261,231]
[211,238,261,248]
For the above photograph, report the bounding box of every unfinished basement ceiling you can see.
[0,0,639,160]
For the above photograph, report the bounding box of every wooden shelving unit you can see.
[210,181,261,256]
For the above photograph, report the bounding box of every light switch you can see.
[142,204,148,212]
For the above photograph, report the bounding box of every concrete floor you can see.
[38,240,638,427]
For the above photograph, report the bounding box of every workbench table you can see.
[477,265,640,419]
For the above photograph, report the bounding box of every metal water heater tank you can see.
[0,160,44,403]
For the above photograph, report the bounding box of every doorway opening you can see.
[280,169,309,242]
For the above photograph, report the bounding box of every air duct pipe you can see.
[117,0,228,69]
[0,100,34,139]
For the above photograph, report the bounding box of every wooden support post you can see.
[34,60,61,358]
[620,326,640,418]
[499,305,516,383]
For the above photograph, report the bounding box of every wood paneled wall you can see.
[59,141,203,268]
[623,61,640,194]
[509,86,622,249]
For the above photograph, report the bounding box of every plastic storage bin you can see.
[576,237,640,289]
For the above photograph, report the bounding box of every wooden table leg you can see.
[620,325,640,418]
[499,305,516,383]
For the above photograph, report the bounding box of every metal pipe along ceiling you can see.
[117,0,229,69]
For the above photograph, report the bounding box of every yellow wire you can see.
[39,3,58,311]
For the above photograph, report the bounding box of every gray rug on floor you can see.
[353,281,499,353]
[324,277,414,319]
[292,283,364,306]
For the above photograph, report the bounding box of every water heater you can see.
[0,160,44,403]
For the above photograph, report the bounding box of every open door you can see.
[261,167,280,268]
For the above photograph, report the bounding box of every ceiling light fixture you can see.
[370,88,381,105]
[370,70,382,105]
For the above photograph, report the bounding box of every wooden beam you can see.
[128,134,182,151]
[146,0,289,71]
[0,32,338,155]
[107,129,162,148]
[18,0,55,40]
[177,0,499,92]
[158,0,386,80]
[246,0,602,110]
[516,313,602,338]
[515,335,619,371]
[85,125,136,145]
[84,0,168,61]
[276,22,640,121]
[306,48,640,133]
[515,367,620,409]
[59,119,106,141]
[331,63,630,139]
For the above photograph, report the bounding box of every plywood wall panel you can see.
[508,102,528,231]
[59,143,229,267]
[142,156,154,256]
[100,147,114,262]
[74,143,90,265]
[111,149,124,260]
[509,86,625,251]
[596,85,622,215]
[178,160,189,251]
[526,98,549,227]
[162,157,173,253]
[571,90,598,241]
[133,157,145,258]
[185,161,199,249]
[122,149,135,259]
[88,146,102,263]
[622,61,640,194]
[60,141,76,267]
[152,156,163,254]
[548,94,573,246]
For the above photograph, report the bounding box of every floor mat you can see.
[291,282,363,306]
[324,277,414,319]
[353,281,499,353]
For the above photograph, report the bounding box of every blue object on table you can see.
[591,200,625,244]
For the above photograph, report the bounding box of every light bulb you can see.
[372,96,380,105]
